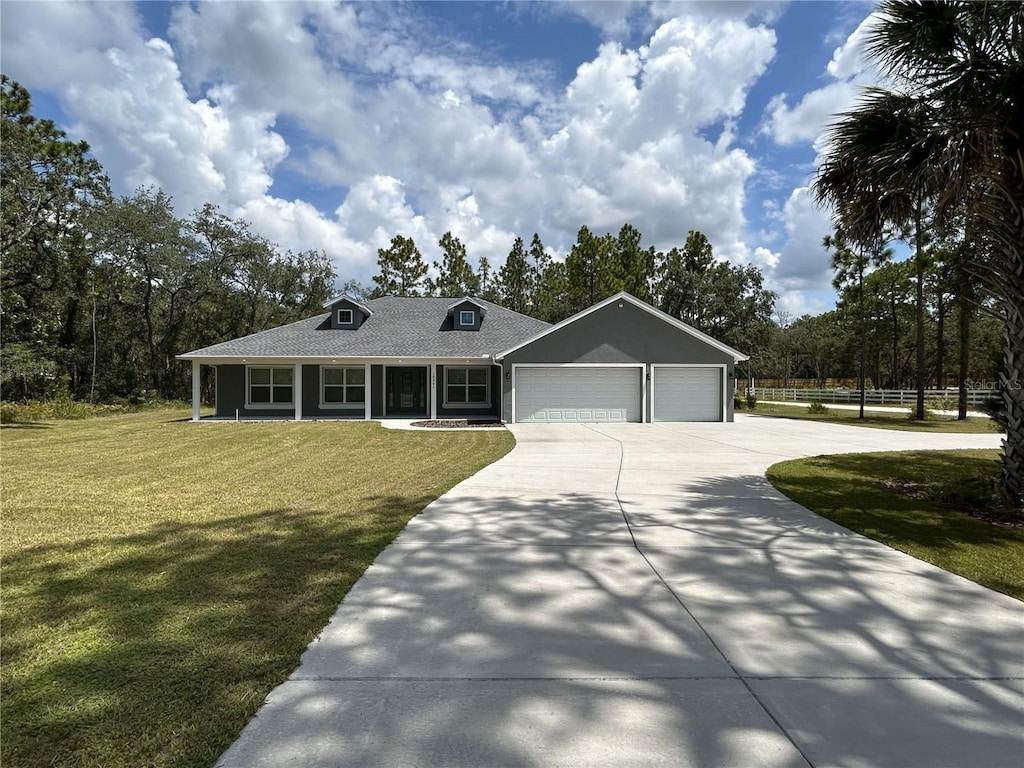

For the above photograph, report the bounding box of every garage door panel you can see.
[516,368,640,423]
[654,367,722,422]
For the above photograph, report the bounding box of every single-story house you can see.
[177,291,748,424]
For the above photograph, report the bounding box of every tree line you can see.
[367,225,776,360]
[2,76,335,402]
[1,75,779,403]
[756,250,1002,397]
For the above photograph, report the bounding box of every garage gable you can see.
[497,292,747,365]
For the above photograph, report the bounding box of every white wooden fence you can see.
[753,387,999,409]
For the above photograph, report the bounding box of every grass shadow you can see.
[1,497,434,768]
[766,450,1024,599]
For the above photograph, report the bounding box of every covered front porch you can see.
[187,359,502,422]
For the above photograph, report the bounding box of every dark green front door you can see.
[386,367,428,416]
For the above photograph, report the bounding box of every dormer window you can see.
[323,295,372,330]
[447,298,485,331]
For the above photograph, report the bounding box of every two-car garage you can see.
[512,364,725,423]
[513,366,642,423]
[499,293,747,424]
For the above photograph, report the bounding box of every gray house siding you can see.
[503,301,735,366]
[215,365,294,419]
[371,365,385,418]
[216,363,365,419]
[500,301,737,422]
[435,365,501,419]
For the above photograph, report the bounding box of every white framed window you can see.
[445,366,490,406]
[247,366,293,406]
[321,366,366,407]
[337,308,354,324]
[459,310,475,326]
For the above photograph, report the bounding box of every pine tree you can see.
[429,232,480,297]
[371,235,428,297]
[497,236,535,313]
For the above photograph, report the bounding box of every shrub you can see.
[930,473,1000,511]
[807,401,829,415]
[906,406,937,421]
[980,395,1007,429]
[745,393,757,410]
[0,402,20,424]
[0,395,189,423]
[733,395,744,411]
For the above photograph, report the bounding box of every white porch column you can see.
[364,363,371,421]
[191,361,201,422]
[294,363,303,421]
[430,364,438,420]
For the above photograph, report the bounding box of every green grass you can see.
[766,449,1024,600]
[1,409,514,768]
[747,401,1001,433]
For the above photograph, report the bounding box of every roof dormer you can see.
[323,294,372,330]
[447,297,487,331]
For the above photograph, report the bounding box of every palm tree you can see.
[813,0,1024,510]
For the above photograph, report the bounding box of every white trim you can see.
[364,363,372,421]
[318,365,368,410]
[446,297,488,313]
[178,355,494,365]
[458,310,476,327]
[494,291,749,363]
[294,363,302,421]
[245,365,296,409]
[499,364,505,423]
[442,365,492,409]
[336,308,354,325]
[510,363,645,424]
[650,364,728,423]
[429,364,438,420]
[322,294,372,314]
[191,360,201,421]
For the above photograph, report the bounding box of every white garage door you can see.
[653,367,723,422]
[515,367,641,423]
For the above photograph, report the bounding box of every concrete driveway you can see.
[218,416,1023,768]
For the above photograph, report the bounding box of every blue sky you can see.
[1,1,882,316]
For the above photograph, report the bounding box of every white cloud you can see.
[757,10,884,306]
[4,0,785,293]
[762,11,880,148]
[773,187,835,287]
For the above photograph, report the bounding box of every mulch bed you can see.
[410,419,505,429]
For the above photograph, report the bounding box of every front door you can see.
[386,367,428,416]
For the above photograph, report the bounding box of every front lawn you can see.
[0,410,514,768]
[766,449,1024,600]
[747,401,1000,433]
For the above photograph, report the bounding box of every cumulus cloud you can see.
[762,11,880,148]
[754,11,886,297]
[4,0,784,290]
[772,187,835,286]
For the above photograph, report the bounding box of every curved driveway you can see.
[219,415,1023,768]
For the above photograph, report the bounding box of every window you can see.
[248,366,293,406]
[337,308,353,324]
[459,310,475,326]
[445,367,489,405]
[321,366,365,406]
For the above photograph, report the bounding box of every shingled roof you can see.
[179,296,550,360]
